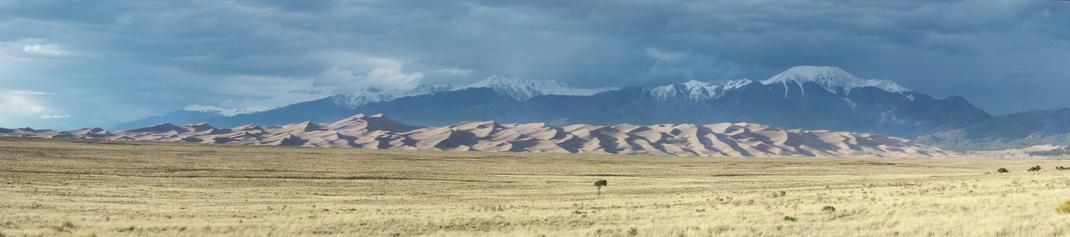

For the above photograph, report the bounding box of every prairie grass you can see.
[1,137,1069,236]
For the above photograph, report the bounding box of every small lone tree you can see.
[1028,165,1042,172]
[594,179,608,195]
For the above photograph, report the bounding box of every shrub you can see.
[768,190,787,198]
[997,168,1008,173]
[594,179,608,195]
[783,216,796,222]
[627,227,638,236]
[1057,166,1068,170]
[1028,165,1042,172]
[1057,199,1070,214]
[61,221,75,229]
[822,206,836,212]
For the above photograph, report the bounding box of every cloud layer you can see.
[1,0,1069,129]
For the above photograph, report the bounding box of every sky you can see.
[1,0,1069,130]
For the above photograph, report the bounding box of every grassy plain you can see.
[1,137,1070,236]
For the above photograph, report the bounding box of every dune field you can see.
[1,114,952,158]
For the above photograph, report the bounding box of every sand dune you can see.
[0,114,954,157]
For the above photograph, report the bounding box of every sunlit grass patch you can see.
[2,137,1070,236]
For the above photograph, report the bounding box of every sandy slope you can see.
[0,114,953,157]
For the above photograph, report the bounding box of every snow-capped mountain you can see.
[459,75,615,101]
[183,105,271,117]
[761,66,911,95]
[331,85,454,109]
[649,66,911,101]
[650,79,753,101]
[115,66,992,139]
[114,76,610,130]
[176,75,613,119]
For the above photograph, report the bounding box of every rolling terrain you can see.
[3,114,953,157]
[917,108,1070,151]
[1,137,1068,236]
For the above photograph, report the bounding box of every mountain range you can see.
[115,66,993,142]
[3,114,953,157]
[915,108,1070,151]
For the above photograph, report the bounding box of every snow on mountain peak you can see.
[760,66,910,94]
[461,75,614,101]
[466,75,529,88]
[331,85,453,109]
[183,105,270,117]
[862,79,911,94]
[651,79,754,101]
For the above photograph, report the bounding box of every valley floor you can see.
[1,137,1069,236]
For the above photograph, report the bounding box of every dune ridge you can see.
[0,114,953,157]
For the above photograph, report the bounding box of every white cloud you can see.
[430,68,475,75]
[363,67,423,90]
[12,90,47,95]
[40,114,69,119]
[0,39,69,58]
[313,65,424,93]
[210,75,332,110]
[312,66,364,89]
[317,51,408,70]
[646,48,684,61]
[0,88,70,127]
[22,44,66,56]
[0,92,46,115]
[216,75,318,97]
[312,52,428,93]
[1,0,1068,124]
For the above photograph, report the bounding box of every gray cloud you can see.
[1,0,1069,129]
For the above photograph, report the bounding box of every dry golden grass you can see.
[2,137,1070,236]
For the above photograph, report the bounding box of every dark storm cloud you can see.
[0,0,1068,129]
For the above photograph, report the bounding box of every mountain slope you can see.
[111,110,232,131]
[915,108,1070,151]
[458,75,614,101]
[760,66,910,95]
[112,77,599,130]
[650,79,753,101]
[506,79,988,138]
[331,85,455,109]
[115,66,991,139]
[2,114,955,158]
